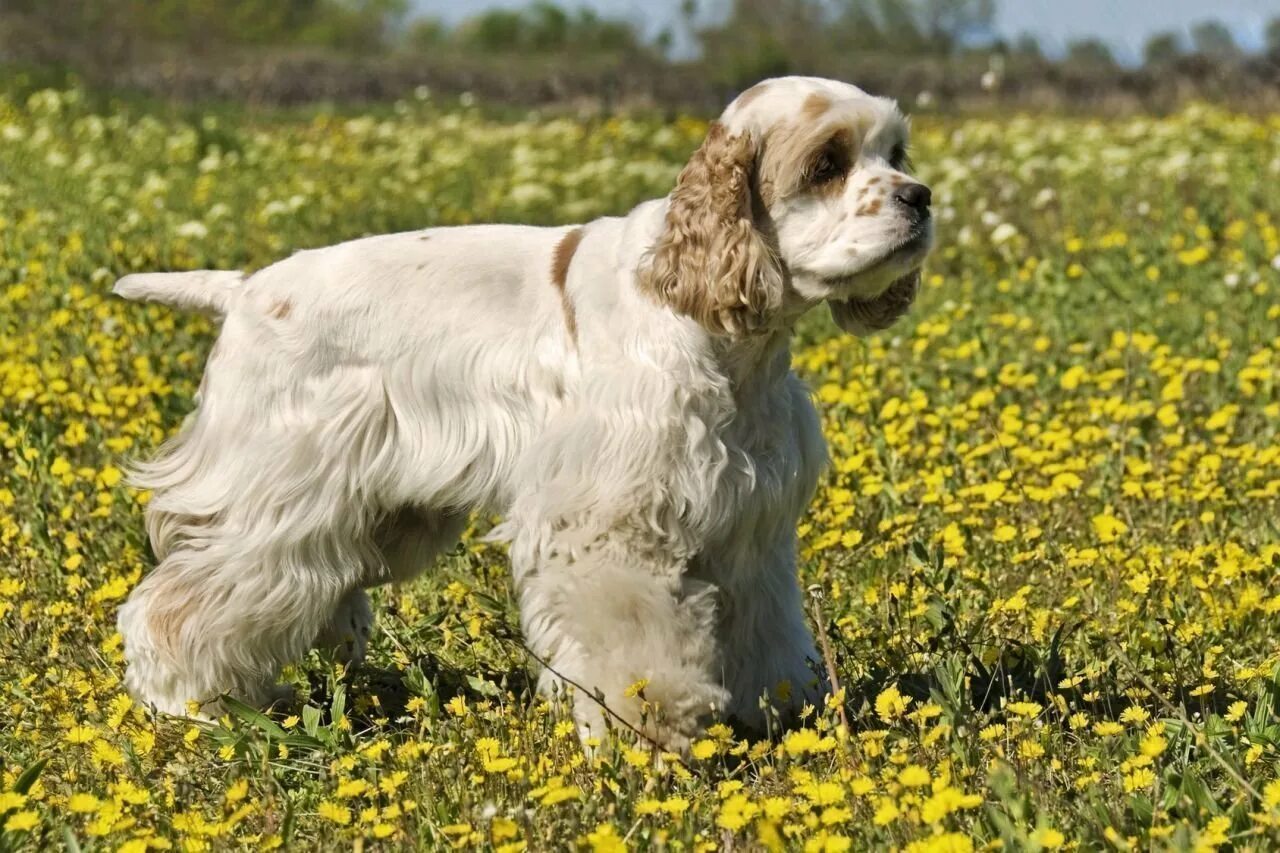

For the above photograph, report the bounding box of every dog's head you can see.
[639,76,933,337]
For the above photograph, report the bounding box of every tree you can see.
[1189,20,1238,60]
[453,2,644,56]
[694,0,824,87]
[918,0,996,51]
[1143,31,1182,66]
[1268,16,1280,56]
[1012,33,1043,59]
[1065,38,1116,68]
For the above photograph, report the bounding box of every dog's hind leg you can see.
[311,510,466,664]
[372,508,468,585]
[120,363,400,716]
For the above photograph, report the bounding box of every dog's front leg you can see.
[511,528,729,754]
[715,534,827,735]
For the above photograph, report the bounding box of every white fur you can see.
[114,77,932,748]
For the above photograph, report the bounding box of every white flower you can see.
[991,223,1019,245]
[175,221,208,239]
[509,183,554,207]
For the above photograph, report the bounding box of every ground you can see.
[1,87,1280,850]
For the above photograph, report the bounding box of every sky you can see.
[410,0,1280,63]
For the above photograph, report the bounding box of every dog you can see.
[114,76,933,751]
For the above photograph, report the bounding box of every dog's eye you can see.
[889,142,911,172]
[808,152,843,186]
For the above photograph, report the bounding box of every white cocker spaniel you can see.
[114,76,933,750]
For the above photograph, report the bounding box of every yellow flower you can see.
[690,739,719,760]
[1091,512,1128,543]
[540,785,582,806]
[624,678,650,698]
[783,728,821,757]
[1119,706,1150,726]
[897,765,931,787]
[317,801,351,825]
[67,793,100,813]
[1123,768,1155,792]
[587,823,626,852]
[1031,827,1065,849]
[904,833,974,853]
[65,725,99,744]
[3,811,38,832]
[662,797,690,815]
[872,797,900,826]
[1139,732,1167,758]
[1263,779,1280,810]
[875,684,910,722]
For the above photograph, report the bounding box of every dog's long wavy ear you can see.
[638,121,784,337]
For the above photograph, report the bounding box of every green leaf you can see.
[302,704,323,739]
[331,684,347,722]
[220,695,289,740]
[60,825,83,853]
[12,757,48,796]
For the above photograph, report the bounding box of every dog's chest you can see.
[703,376,827,552]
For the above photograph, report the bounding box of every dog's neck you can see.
[714,325,795,397]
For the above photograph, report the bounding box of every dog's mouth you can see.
[827,269,922,335]
[821,226,932,294]
[823,226,931,335]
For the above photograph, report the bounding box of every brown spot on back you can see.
[550,227,584,346]
[270,299,292,320]
[419,234,431,241]
[733,81,772,110]
[801,93,831,122]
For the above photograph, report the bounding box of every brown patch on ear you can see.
[270,299,292,319]
[551,227,584,346]
[733,81,773,110]
[638,122,783,337]
[801,93,831,121]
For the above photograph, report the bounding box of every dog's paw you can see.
[316,589,374,665]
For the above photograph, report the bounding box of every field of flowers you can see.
[1,82,1279,851]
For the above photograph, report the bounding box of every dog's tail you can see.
[113,270,245,316]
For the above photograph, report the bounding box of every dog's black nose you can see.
[892,183,932,214]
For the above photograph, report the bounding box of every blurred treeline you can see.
[2,0,1279,111]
